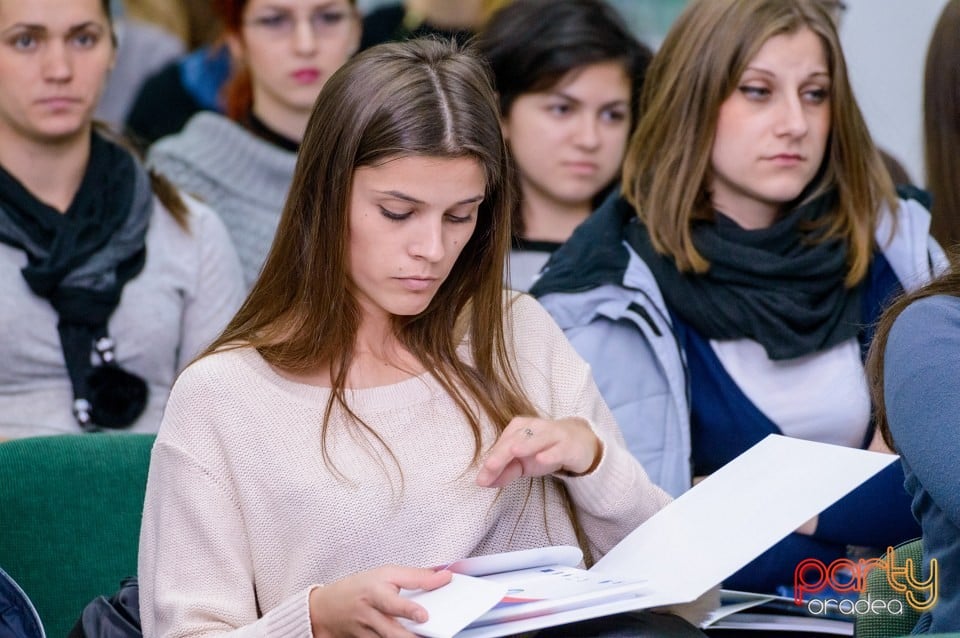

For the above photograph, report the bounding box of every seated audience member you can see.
[0,0,244,439]
[476,0,651,291]
[868,266,960,634]
[120,0,227,142]
[923,0,960,251]
[147,0,360,288]
[531,0,946,592]
[124,43,231,147]
[138,38,714,638]
[95,1,185,128]
[359,0,499,51]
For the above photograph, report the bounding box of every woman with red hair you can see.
[148,0,360,288]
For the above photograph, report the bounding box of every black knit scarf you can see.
[0,132,153,430]
[626,191,863,360]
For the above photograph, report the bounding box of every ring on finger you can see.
[522,427,534,439]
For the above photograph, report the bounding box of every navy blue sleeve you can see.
[884,295,960,530]
[812,461,920,546]
[724,532,845,593]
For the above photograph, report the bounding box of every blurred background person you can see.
[532,0,945,592]
[120,0,230,146]
[147,0,360,288]
[124,42,231,147]
[95,0,185,129]
[0,0,243,439]
[868,264,960,635]
[477,0,652,291]
[126,0,495,146]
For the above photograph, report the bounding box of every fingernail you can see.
[415,611,427,623]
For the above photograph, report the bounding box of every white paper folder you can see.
[397,435,898,638]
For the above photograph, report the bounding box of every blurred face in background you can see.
[231,0,359,134]
[0,0,114,148]
[500,60,631,217]
[709,27,831,228]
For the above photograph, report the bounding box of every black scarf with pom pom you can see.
[0,132,151,431]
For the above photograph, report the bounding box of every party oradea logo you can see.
[793,546,938,616]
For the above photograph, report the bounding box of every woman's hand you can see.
[476,416,602,488]
[309,566,452,638]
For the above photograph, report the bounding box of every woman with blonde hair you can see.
[138,38,711,637]
[532,0,946,592]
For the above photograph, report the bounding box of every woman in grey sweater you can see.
[147,0,360,288]
[0,0,244,438]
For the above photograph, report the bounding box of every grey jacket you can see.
[532,194,946,497]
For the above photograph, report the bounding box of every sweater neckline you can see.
[233,346,443,413]
[243,112,300,153]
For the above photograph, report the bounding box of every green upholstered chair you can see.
[0,433,155,638]
[854,537,924,638]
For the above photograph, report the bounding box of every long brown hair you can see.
[204,37,596,556]
[206,38,533,465]
[622,0,896,287]
[867,262,960,450]
[924,0,960,252]
[205,37,596,558]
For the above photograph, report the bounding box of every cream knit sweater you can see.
[139,295,674,637]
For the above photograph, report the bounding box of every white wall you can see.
[840,0,947,184]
